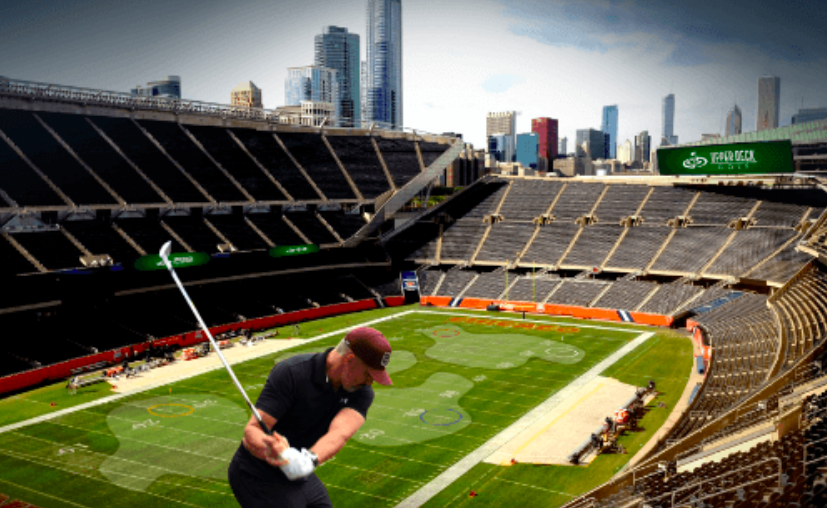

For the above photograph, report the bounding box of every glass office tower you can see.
[601,105,618,158]
[315,26,360,127]
[366,0,402,129]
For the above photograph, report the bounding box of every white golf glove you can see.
[279,447,316,480]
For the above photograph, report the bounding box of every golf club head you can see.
[159,241,172,263]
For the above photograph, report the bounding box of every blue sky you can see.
[2,0,825,150]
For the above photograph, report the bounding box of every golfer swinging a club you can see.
[228,327,393,507]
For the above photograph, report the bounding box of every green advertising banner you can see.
[269,244,320,258]
[134,252,210,271]
[657,140,794,176]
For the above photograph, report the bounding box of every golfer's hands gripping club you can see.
[256,431,290,468]
[279,448,317,480]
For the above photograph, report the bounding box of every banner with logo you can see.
[401,271,419,292]
[134,252,210,271]
[657,140,794,176]
[268,244,320,258]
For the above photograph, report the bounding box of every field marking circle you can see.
[419,408,463,427]
[544,348,580,358]
[433,329,460,338]
[147,403,194,418]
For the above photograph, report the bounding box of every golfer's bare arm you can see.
[242,410,289,466]
[310,407,365,464]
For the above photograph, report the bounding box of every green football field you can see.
[0,306,692,508]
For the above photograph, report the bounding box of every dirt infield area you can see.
[106,338,308,395]
[484,376,638,466]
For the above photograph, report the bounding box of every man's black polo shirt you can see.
[231,347,374,479]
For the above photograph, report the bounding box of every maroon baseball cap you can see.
[345,327,393,386]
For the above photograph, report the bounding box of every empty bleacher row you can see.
[0,210,366,273]
[639,282,705,315]
[395,177,820,287]
[0,271,398,378]
[626,418,827,508]
[0,106,448,210]
[771,265,827,372]
[591,280,658,311]
[421,266,734,318]
[669,294,779,441]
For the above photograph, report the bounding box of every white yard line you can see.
[394,331,656,508]
[418,309,646,333]
[0,310,417,436]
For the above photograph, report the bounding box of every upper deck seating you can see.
[276,132,356,200]
[374,138,422,188]
[0,134,65,207]
[184,124,288,202]
[561,225,623,268]
[638,186,695,224]
[705,228,798,276]
[551,182,605,222]
[230,128,320,201]
[90,116,207,203]
[748,244,815,284]
[650,227,731,274]
[593,185,651,224]
[324,135,391,199]
[603,226,672,270]
[475,223,536,263]
[440,221,487,261]
[37,112,164,205]
[285,211,339,245]
[497,180,563,221]
[137,119,248,203]
[689,190,756,225]
[0,109,117,206]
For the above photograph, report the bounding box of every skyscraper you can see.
[366,0,403,129]
[617,139,633,164]
[576,129,608,159]
[726,104,742,137]
[531,117,558,171]
[487,112,516,146]
[315,26,360,127]
[516,132,539,169]
[601,105,618,158]
[560,137,568,156]
[661,94,676,146]
[284,66,340,113]
[488,134,515,163]
[757,76,780,131]
[635,131,651,163]
[230,81,262,108]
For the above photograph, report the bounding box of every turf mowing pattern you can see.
[0,307,691,508]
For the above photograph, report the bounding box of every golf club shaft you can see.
[160,254,273,438]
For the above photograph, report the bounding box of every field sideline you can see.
[0,305,693,508]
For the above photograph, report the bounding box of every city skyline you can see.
[2,0,826,149]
